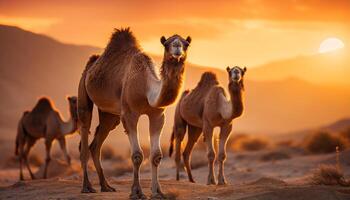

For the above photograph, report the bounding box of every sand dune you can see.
[1,148,350,199]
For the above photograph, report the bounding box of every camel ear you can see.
[226,66,231,73]
[160,36,167,46]
[243,67,247,73]
[186,36,192,44]
[67,96,72,101]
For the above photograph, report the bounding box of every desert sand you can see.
[1,144,350,200]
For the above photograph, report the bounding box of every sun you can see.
[318,37,344,53]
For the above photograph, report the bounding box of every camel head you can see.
[226,66,247,90]
[160,35,191,63]
[67,96,78,121]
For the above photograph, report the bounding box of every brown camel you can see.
[169,66,246,185]
[15,96,78,180]
[78,28,191,198]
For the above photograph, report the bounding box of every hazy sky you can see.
[0,0,349,68]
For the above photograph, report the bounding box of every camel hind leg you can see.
[78,71,95,193]
[18,137,25,180]
[24,137,37,179]
[183,125,202,183]
[43,138,53,179]
[90,110,120,192]
[16,118,29,181]
[174,117,187,181]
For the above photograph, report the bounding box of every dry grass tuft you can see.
[304,131,347,154]
[230,135,269,151]
[340,127,350,143]
[101,145,125,161]
[310,164,349,186]
[110,162,134,177]
[275,140,294,147]
[260,151,290,162]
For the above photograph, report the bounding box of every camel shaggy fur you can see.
[15,96,78,180]
[169,66,246,185]
[78,28,191,199]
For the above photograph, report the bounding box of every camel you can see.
[169,66,247,185]
[15,96,78,180]
[77,28,191,199]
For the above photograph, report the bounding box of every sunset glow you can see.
[0,0,349,69]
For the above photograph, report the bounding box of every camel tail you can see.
[169,90,190,157]
[15,111,29,155]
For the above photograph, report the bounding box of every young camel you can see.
[15,96,78,180]
[169,66,246,185]
[78,28,191,199]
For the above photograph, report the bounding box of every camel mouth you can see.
[171,54,183,62]
[231,74,242,82]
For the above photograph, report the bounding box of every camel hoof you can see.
[129,193,147,200]
[189,177,196,183]
[101,185,116,192]
[207,178,217,185]
[130,185,147,200]
[217,180,227,186]
[81,186,97,193]
[151,192,166,200]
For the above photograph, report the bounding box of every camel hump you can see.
[107,27,139,51]
[32,97,54,114]
[87,55,100,66]
[84,54,100,71]
[197,72,219,87]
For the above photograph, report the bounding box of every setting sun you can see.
[318,37,344,53]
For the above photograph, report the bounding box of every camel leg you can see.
[122,111,146,200]
[77,72,95,193]
[149,113,165,199]
[24,137,37,179]
[43,139,52,179]
[183,125,202,183]
[203,122,216,185]
[58,137,71,165]
[90,110,120,192]
[18,137,25,181]
[174,118,187,181]
[217,124,232,185]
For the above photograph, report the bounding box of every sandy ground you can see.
[1,146,350,199]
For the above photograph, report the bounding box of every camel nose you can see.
[174,51,182,57]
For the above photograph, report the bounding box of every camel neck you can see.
[228,82,244,119]
[61,108,78,136]
[147,59,185,108]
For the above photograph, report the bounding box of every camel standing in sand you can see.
[169,66,246,185]
[15,96,78,180]
[78,28,191,198]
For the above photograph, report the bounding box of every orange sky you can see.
[0,0,349,68]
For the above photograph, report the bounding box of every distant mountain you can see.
[322,118,350,132]
[273,117,350,143]
[249,50,350,86]
[0,25,100,129]
[0,25,350,146]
